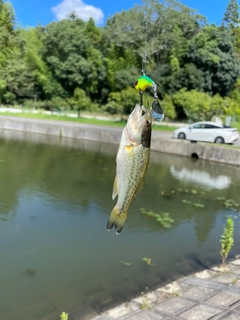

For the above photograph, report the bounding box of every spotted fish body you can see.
[107,104,152,234]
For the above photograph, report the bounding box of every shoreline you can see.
[0,115,239,167]
[93,257,240,320]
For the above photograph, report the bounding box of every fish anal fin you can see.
[112,177,118,200]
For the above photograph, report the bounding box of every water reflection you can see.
[170,166,231,189]
[0,131,239,320]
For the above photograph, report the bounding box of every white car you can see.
[173,121,239,144]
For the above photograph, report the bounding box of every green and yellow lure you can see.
[134,75,154,91]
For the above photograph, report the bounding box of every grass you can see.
[0,110,178,131]
[220,218,234,265]
[231,276,238,285]
[0,111,127,126]
[140,299,152,310]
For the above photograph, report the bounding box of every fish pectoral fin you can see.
[112,177,118,200]
[125,145,134,151]
[106,206,127,235]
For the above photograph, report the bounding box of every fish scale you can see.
[117,145,148,211]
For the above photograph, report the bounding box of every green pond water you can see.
[0,131,239,320]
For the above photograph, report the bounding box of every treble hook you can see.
[151,82,164,122]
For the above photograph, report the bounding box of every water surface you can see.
[0,131,239,320]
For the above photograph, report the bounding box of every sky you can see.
[8,0,230,28]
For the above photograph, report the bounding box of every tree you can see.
[0,0,15,32]
[173,89,225,121]
[184,25,240,96]
[103,86,139,115]
[42,18,108,102]
[67,88,91,116]
[103,0,206,99]
[21,27,64,100]
[0,50,34,101]
[43,19,91,93]
[150,62,204,97]
[160,94,176,119]
[222,0,240,28]
[0,0,15,68]
[104,0,205,65]
[0,79,6,104]
[102,44,138,95]
[0,2,35,103]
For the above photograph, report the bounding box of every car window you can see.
[193,124,204,129]
[203,124,220,129]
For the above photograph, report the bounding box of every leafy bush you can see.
[173,89,239,121]
[104,86,139,115]
[160,94,177,120]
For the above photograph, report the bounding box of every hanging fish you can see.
[134,75,154,92]
[107,104,152,234]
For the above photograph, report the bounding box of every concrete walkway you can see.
[94,257,240,320]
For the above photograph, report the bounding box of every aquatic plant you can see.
[193,203,205,208]
[215,197,240,212]
[140,208,174,228]
[121,261,132,266]
[182,199,205,208]
[142,257,153,265]
[60,312,68,320]
[220,218,234,265]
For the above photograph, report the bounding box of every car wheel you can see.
[215,136,225,144]
[178,132,186,139]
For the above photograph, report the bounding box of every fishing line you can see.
[141,0,149,76]
[134,0,164,121]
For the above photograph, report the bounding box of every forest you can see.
[0,0,240,121]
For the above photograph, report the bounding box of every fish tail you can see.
[106,206,127,235]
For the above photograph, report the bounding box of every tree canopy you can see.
[0,0,240,121]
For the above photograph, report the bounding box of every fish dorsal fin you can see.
[112,177,118,200]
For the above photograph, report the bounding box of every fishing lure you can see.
[134,74,164,122]
[134,75,154,91]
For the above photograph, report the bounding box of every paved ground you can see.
[93,257,240,320]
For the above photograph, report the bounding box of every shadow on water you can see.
[0,130,239,319]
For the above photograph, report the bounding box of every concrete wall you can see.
[0,116,239,167]
[151,137,240,167]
